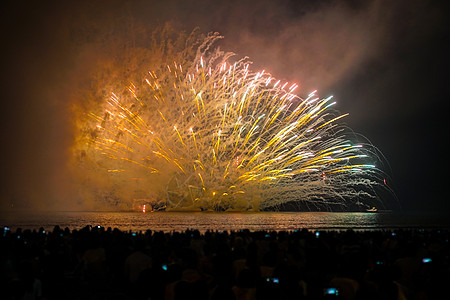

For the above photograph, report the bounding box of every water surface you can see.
[1,211,449,232]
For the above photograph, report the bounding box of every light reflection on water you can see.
[0,211,449,232]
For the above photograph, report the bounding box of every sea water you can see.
[1,211,449,232]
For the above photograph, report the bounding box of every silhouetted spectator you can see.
[124,238,152,284]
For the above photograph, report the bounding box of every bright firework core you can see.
[83,38,384,211]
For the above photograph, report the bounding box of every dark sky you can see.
[0,0,448,211]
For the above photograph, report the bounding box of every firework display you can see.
[84,38,385,211]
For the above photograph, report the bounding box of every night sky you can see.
[0,0,448,211]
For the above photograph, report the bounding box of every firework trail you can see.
[84,35,386,211]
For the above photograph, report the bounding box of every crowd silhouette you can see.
[1,225,448,299]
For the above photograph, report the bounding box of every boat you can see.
[366,207,378,212]
[133,198,167,212]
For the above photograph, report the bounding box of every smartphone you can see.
[324,288,339,296]
[422,258,432,263]
[315,231,320,238]
[3,227,10,237]
[162,264,168,271]
[265,277,279,284]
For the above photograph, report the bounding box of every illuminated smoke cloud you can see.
[79,33,388,211]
